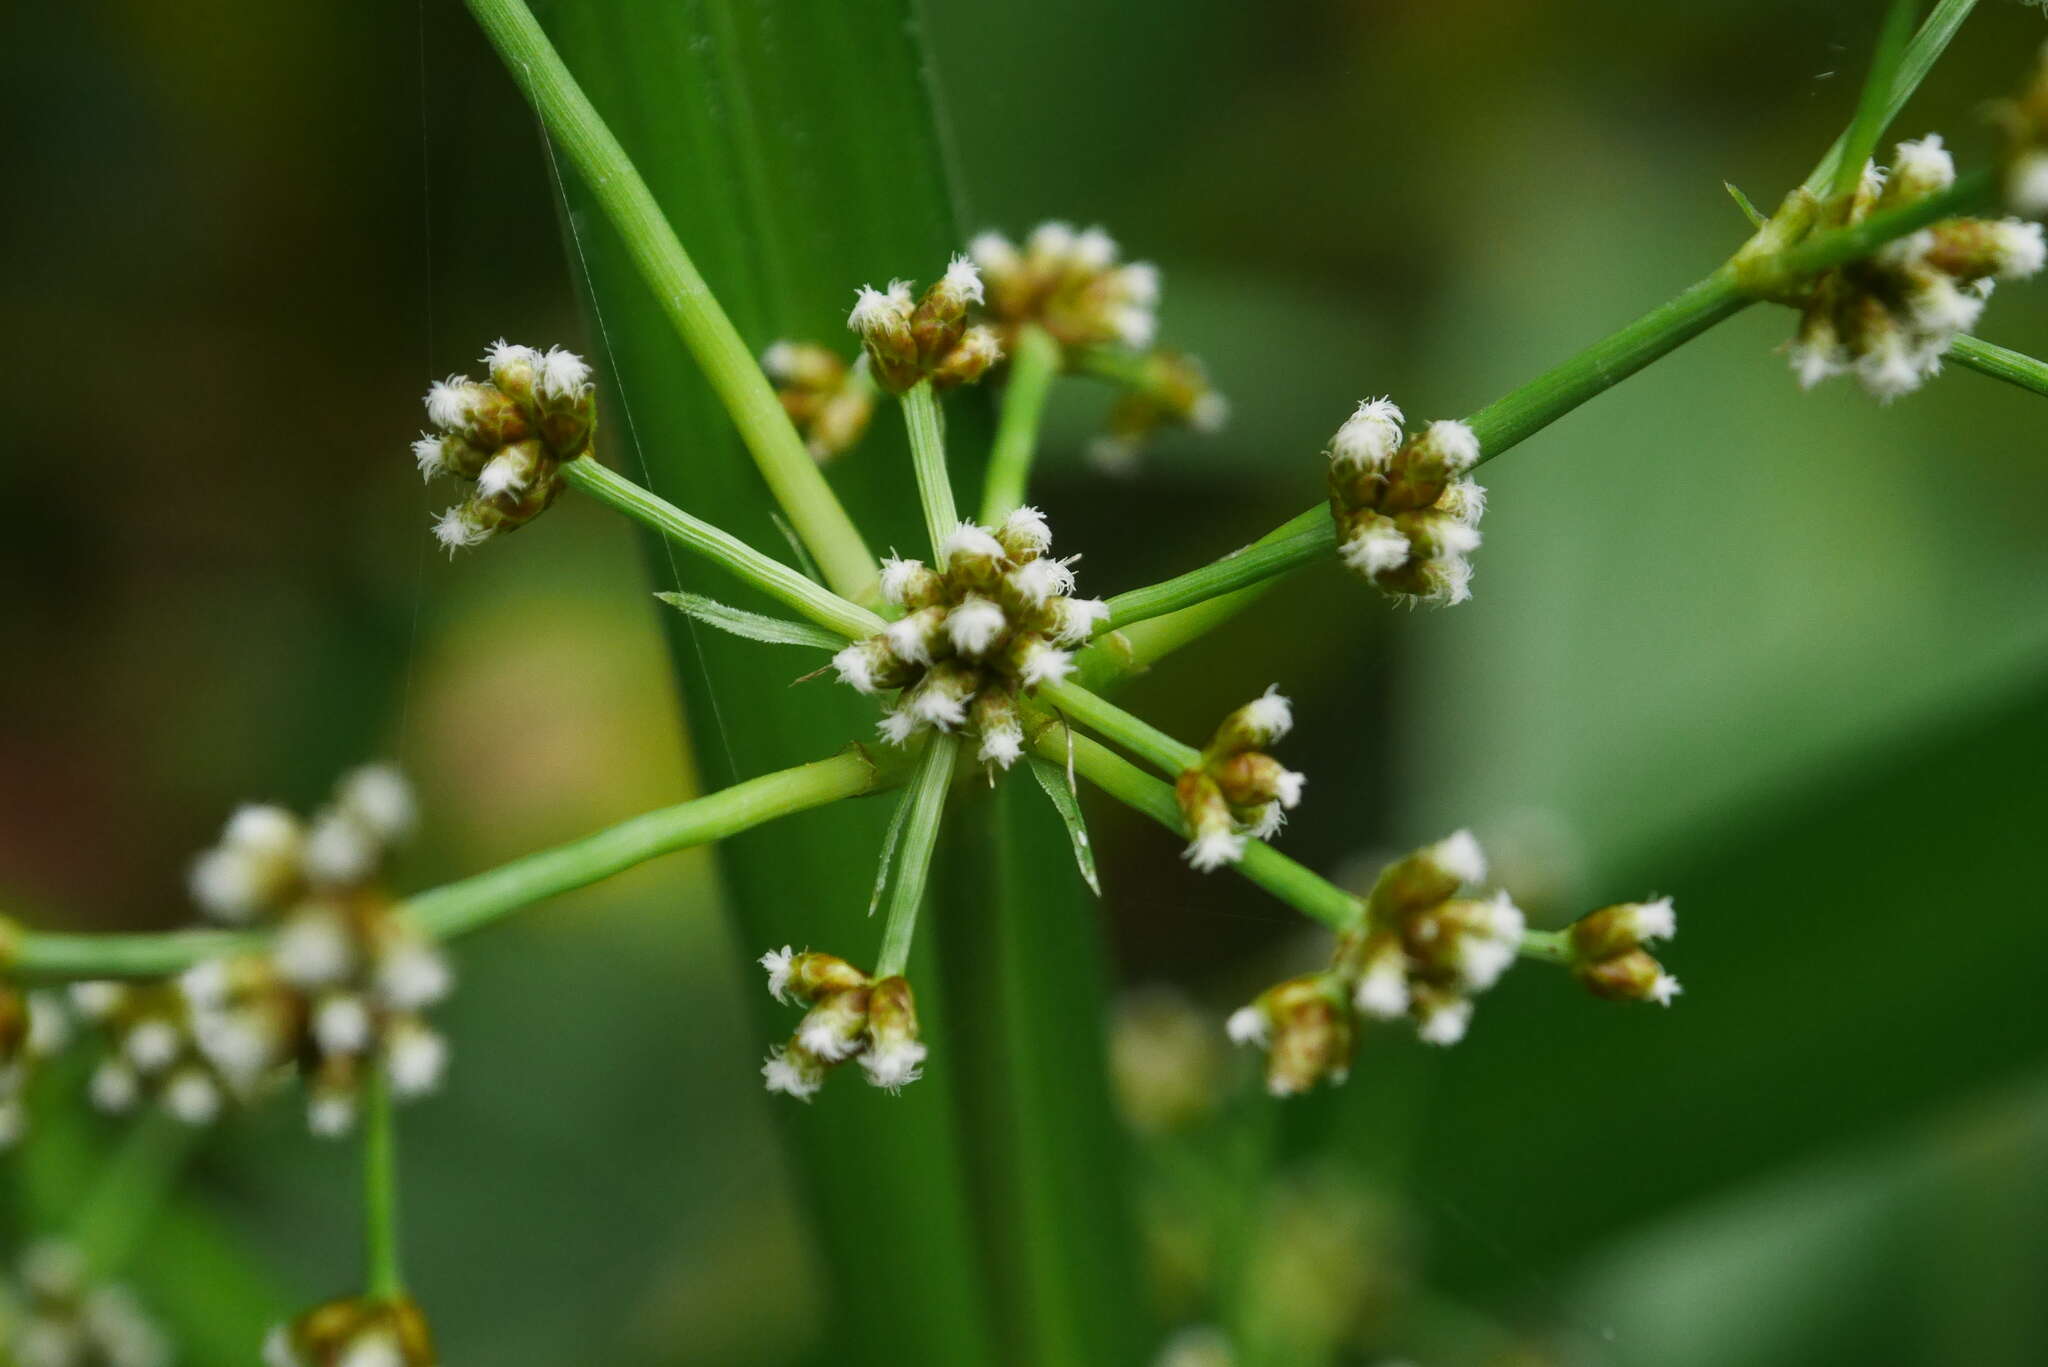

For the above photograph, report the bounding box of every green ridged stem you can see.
[901,381,960,560]
[979,324,1062,523]
[363,1069,406,1300]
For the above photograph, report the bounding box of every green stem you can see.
[1740,171,1996,295]
[1948,334,2048,397]
[72,1111,199,1281]
[1036,678,1199,776]
[1041,726,1361,932]
[561,457,882,640]
[875,735,958,977]
[1517,928,1573,966]
[979,324,1062,523]
[1804,0,1981,196]
[1101,513,1331,632]
[363,1068,405,1299]
[901,382,960,559]
[14,751,891,980]
[465,0,876,599]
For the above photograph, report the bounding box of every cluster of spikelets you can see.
[0,1241,169,1367]
[263,1295,434,1367]
[1089,348,1228,476]
[1174,688,1307,872]
[968,221,1161,352]
[1788,136,2046,399]
[846,261,1004,394]
[0,987,69,1147]
[761,340,876,461]
[1563,898,1681,1005]
[830,507,1108,765]
[416,341,597,551]
[1324,400,1486,607]
[1998,43,2048,217]
[56,767,451,1139]
[756,949,926,1099]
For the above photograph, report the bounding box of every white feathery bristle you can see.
[1017,641,1073,686]
[1876,227,1936,271]
[860,1041,927,1091]
[274,910,355,986]
[1245,802,1286,841]
[1184,828,1246,873]
[1631,896,1677,942]
[878,556,927,606]
[943,253,985,304]
[1329,397,1405,470]
[1190,391,1229,433]
[878,709,919,745]
[761,1049,822,1100]
[263,1325,303,1367]
[977,726,1024,769]
[1272,769,1306,810]
[1225,1005,1269,1046]
[832,641,881,694]
[192,1013,278,1087]
[1355,955,1411,1020]
[1429,556,1475,607]
[163,1068,222,1126]
[884,614,937,667]
[909,684,968,730]
[968,230,1020,275]
[2009,149,2048,218]
[1110,305,1157,350]
[412,434,450,481]
[1891,133,1954,192]
[308,1090,358,1138]
[476,452,528,500]
[945,596,1008,657]
[484,338,539,370]
[884,278,915,308]
[1416,998,1473,1046]
[1859,158,1887,200]
[1072,225,1119,270]
[432,505,489,553]
[1114,260,1160,306]
[1855,331,1925,402]
[1242,685,1293,742]
[1483,889,1526,942]
[760,341,798,380]
[1907,276,1986,334]
[798,1019,861,1063]
[1027,220,1077,259]
[1650,973,1683,1007]
[187,849,265,923]
[303,813,378,886]
[337,764,416,843]
[1431,518,1483,557]
[385,1022,448,1098]
[1456,936,1518,993]
[225,804,299,855]
[1000,505,1053,554]
[177,959,233,1010]
[848,285,902,334]
[314,994,373,1056]
[1431,829,1487,886]
[1990,218,2048,279]
[1341,523,1411,576]
[760,946,796,1004]
[1423,419,1481,472]
[942,521,1005,563]
[90,1060,141,1113]
[123,1019,181,1074]
[537,346,592,400]
[1006,555,1075,607]
[1047,597,1110,646]
[69,981,126,1020]
[1439,478,1488,526]
[423,377,474,431]
[376,940,453,1011]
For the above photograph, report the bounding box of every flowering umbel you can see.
[2,1241,169,1367]
[831,507,1107,767]
[761,340,877,461]
[264,1295,436,1367]
[757,948,927,1098]
[847,259,1003,394]
[1785,139,2045,399]
[416,341,596,552]
[1325,400,1486,606]
[177,765,453,1136]
[1175,687,1305,872]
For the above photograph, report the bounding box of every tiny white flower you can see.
[431,504,490,554]
[69,981,126,1021]
[1110,305,1157,350]
[385,1020,448,1098]
[2007,148,2048,218]
[304,813,378,886]
[1431,829,1487,886]
[537,346,592,400]
[1072,225,1119,270]
[423,377,476,431]
[1184,828,1246,872]
[191,1013,278,1087]
[1427,555,1475,606]
[884,614,938,666]
[759,946,795,1003]
[1989,217,2047,279]
[1650,973,1684,1006]
[798,1019,861,1062]
[1088,434,1142,477]
[908,684,969,730]
[1431,518,1482,558]
[337,764,416,843]
[176,955,239,1015]
[1891,133,1954,193]
[831,641,882,694]
[274,909,356,986]
[337,1330,408,1367]
[1456,936,1518,993]
[977,725,1024,769]
[308,1090,357,1138]
[1006,555,1076,606]
[188,849,264,923]
[878,708,919,745]
[1416,997,1473,1046]
[25,993,69,1056]
[878,555,928,606]
[1789,330,1848,390]
[1245,803,1285,841]
[1045,596,1110,645]
[1016,640,1073,687]
[1190,391,1229,433]
[1856,329,1926,402]
[412,435,450,482]
[1114,260,1161,307]
[163,1067,222,1125]
[475,452,528,500]
[943,253,985,304]
[999,505,1053,555]
[761,1048,822,1100]
[1439,478,1488,526]
[945,595,1008,657]
[314,994,373,1056]
[1630,896,1677,942]
[1907,276,1986,334]
[90,1059,141,1113]
[848,284,905,334]
[1329,397,1405,470]
[263,1325,303,1367]
[760,340,798,380]
[1225,1005,1269,1046]
[967,230,1020,275]
[484,338,541,372]
[1340,521,1411,576]
[1027,220,1077,259]
[1241,685,1293,742]
[1422,419,1481,472]
[1354,954,1411,1020]
[942,521,1005,565]
[1271,769,1306,809]
[376,939,452,1011]
[123,1019,181,1074]
[860,1040,927,1091]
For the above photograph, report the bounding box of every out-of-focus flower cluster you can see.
[1175,688,1305,873]
[1789,137,2045,399]
[760,341,877,461]
[831,508,1107,766]
[1088,349,1228,477]
[756,948,926,1100]
[416,341,596,551]
[970,222,1160,352]
[847,261,1002,394]
[0,988,69,1147]
[1564,899,1681,1005]
[0,1241,168,1367]
[1998,42,2048,218]
[1325,400,1485,607]
[264,1295,435,1367]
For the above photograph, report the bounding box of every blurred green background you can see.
[5,1,2048,1363]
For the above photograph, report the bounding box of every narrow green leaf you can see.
[875,735,958,977]
[1806,0,1980,194]
[1831,0,1919,202]
[1027,756,1102,896]
[868,771,916,917]
[653,589,844,650]
[768,509,826,586]
[1724,180,1767,228]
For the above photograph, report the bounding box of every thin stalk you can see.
[875,735,959,977]
[1037,678,1199,776]
[1948,334,2048,397]
[979,324,1062,522]
[362,1068,405,1299]
[1101,513,1331,632]
[72,1111,199,1281]
[1517,928,1573,966]
[561,457,883,640]
[901,382,959,559]
[14,750,893,980]
[1830,0,1919,204]
[465,0,877,598]
[1805,0,1982,195]
[1039,726,1361,932]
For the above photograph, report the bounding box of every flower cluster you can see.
[1997,43,2048,217]
[415,340,597,552]
[179,766,452,1136]
[1226,833,1523,1094]
[831,508,1107,766]
[761,340,877,461]
[1,1241,168,1367]
[846,260,1003,394]
[0,986,68,1147]
[757,949,926,1099]
[1789,138,2046,399]
[69,979,239,1126]
[1088,349,1229,476]
[1324,400,1485,607]
[264,1295,435,1367]
[1564,898,1681,1005]
[968,222,1160,352]
[1174,687,1305,872]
